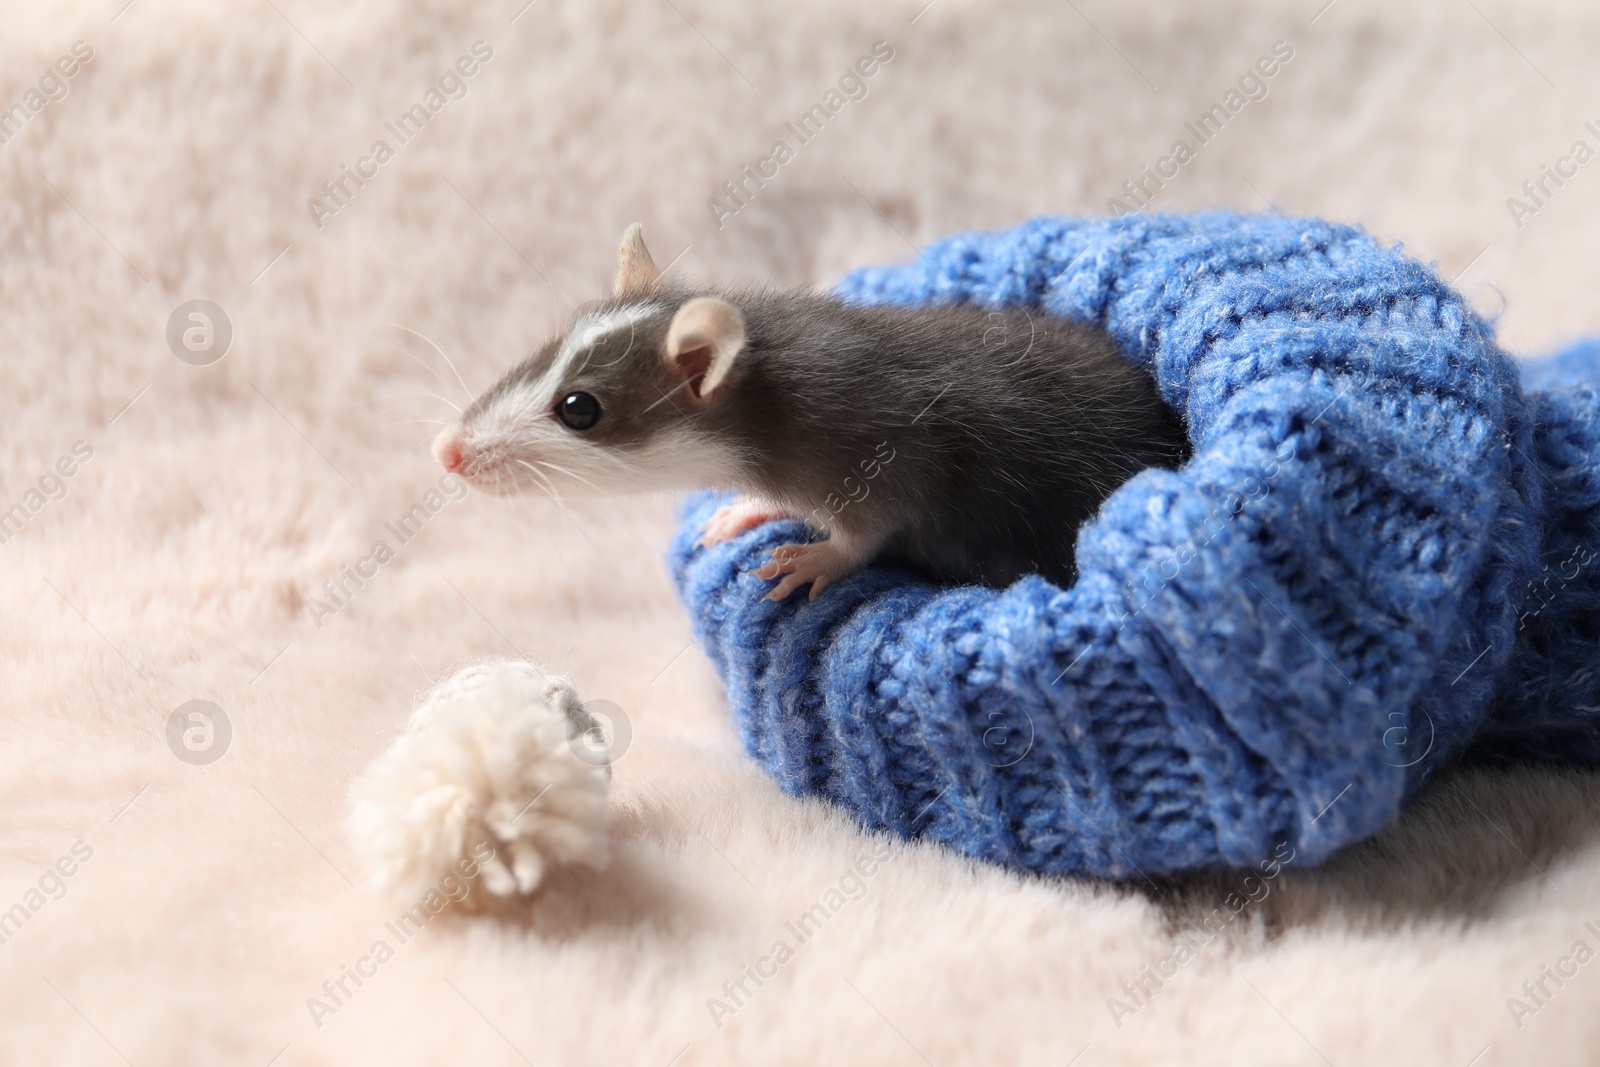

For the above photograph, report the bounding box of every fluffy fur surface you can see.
[5,1,1600,1065]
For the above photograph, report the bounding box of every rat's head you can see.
[431,225,750,497]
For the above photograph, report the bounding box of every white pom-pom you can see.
[346,660,613,898]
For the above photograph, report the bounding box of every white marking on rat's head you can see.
[528,302,663,413]
[431,224,753,499]
[436,302,666,493]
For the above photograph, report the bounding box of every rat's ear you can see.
[613,223,661,298]
[664,297,745,400]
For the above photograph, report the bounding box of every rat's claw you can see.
[698,499,792,548]
[754,541,850,601]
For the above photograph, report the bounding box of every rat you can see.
[431,224,1189,600]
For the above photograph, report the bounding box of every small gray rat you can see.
[432,225,1188,599]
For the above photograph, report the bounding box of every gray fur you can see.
[473,286,1188,587]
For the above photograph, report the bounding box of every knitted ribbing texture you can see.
[668,212,1600,877]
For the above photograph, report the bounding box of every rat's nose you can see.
[432,428,467,473]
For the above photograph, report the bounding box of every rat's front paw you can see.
[752,540,856,601]
[698,498,793,548]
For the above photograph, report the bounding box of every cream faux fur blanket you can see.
[4,1,1599,1064]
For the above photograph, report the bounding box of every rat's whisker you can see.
[519,462,614,565]
[371,418,452,429]
[391,322,474,404]
[368,332,454,392]
[536,459,604,494]
[557,443,635,477]
[375,387,464,415]
[369,400,435,419]
[579,439,636,471]
[642,378,695,415]
[515,458,564,505]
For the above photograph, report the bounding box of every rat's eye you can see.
[557,391,602,430]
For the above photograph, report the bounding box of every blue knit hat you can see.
[669,212,1600,878]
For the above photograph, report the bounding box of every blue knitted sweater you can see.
[667,213,1600,877]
